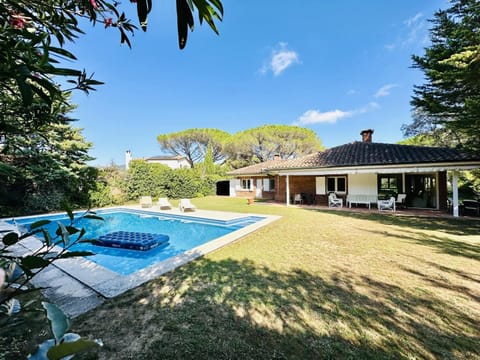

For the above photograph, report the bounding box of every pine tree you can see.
[405,0,480,153]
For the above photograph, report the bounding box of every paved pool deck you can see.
[0,207,280,318]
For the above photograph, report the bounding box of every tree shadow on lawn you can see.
[308,208,480,237]
[74,258,479,359]
[364,226,480,261]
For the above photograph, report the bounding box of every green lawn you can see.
[7,197,480,359]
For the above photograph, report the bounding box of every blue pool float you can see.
[95,231,169,251]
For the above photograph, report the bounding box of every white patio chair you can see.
[157,197,172,210]
[328,193,343,208]
[293,193,303,205]
[378,196,396,211]
[179,198,196,212]
[396,194,407,209]
[140,196,153,208]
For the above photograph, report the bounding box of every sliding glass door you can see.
[405,174,437,208]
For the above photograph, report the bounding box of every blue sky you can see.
[67,0,448,166]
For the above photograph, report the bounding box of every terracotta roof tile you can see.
[227,159,287,176]
[229,142,480,175]
[278,142,479,169]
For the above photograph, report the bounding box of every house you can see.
[228,129,480,216]
[125,150,189,170]
[144,155,190,169]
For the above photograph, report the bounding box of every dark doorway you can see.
[405,174,437,208]
[216,180,230,196]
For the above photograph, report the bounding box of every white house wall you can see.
[348,173,378,196]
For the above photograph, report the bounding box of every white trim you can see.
[286,175,290,207]
[274,162,480,176]
[452,173,459,217]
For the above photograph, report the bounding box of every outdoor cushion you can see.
[95,231,169,251]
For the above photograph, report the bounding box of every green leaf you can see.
[83,214,104,221]
[30,219,52,230]
[21,255,50,270]
[2,232,19,246]
[177,0,194,49]
[42,302,70,344]
[47,46,78,60]
[58,251,94,259]
[76,228,87,241]
[56,223,71,247]
[47,338,100,360]
[208,0,224,15]
[136,0,152,31]
[65,226,80,235]
[41,228,53,247]
[16,75,33,106]
[65,207,74,222]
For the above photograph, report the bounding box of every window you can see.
[378,174,402,197]
[269,178,275,191]
[263,178,275,191]
[327,176,346,193]
[241,179,252,190]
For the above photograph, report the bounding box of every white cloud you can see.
[403,12,426,46]
[294,102,379,126]
[347,89,358,95]
[404,12,423,28]
[261,42,300,76]
[385,12,428,50]
[374,84,398,98]
[295,109,353,125]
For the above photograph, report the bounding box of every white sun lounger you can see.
[140,196,153,208]
[158,197,172,210]
[179,198,196,212]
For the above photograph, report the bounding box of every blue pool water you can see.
[10,209,264,275]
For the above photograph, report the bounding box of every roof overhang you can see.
[271,161,480,176]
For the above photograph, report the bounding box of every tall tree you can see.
[157,128,231,168]
[1,0,223,211]
[225,125,323,168]
[0,97,97,214]
[405,0,480,153]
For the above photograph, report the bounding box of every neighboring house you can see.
[228,129,480,216]
[125,150,189,170]
[144,155,190,169]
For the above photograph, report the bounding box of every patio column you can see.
[452,172,459,217]
[286,175,290,207]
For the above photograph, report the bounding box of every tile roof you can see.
[229,142,480,175]
[227,159,287,176]
[278,142,480,169]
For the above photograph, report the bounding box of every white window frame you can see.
[241,179,253,190]
[263,178,275,192]
[327,176,347,194]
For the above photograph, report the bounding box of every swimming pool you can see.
[10,209,265,275]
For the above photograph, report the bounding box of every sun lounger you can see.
[179,198,196,212]
[158,197,172,210]
[140,196,153,208]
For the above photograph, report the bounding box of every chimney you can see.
[125,150,132,170]
[360,129,374,143]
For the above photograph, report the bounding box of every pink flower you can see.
[104,18,113,28]
[90,0,98,9]
[9,13,26,29]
